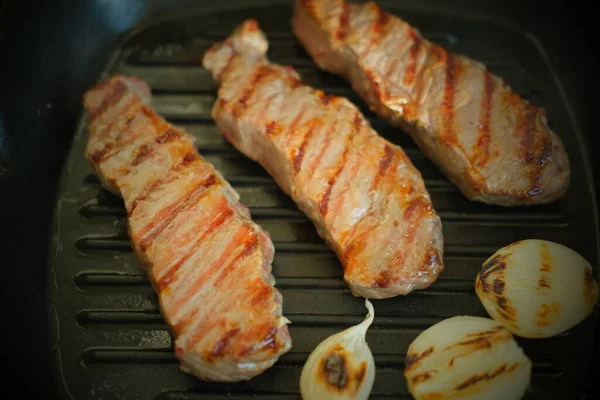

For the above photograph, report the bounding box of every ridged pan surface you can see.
[50,2,599,399]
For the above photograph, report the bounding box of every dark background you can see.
[1,0,598,398]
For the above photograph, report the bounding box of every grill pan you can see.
[49,1,599,399]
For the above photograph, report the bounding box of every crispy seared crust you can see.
[203,20,444,299]
[293,0,570,206]
[83,75,291,382]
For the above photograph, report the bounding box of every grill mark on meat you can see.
[89,100,143,162]
[372,4,390,35]
[250,283,272,307]
[128,153,198,216]
[266,120,283,137]
[138,174,219,251]
[93,97,140,141]
[404,196,431,220]
[336,2,351,40]
[293,119,319,174]
[366,69,387,102]
[131,144,153,166]
[384,58,399,81]
[238,323,280,357]
[472,72,495,168]
[441,52,458,145]
[517,105,537,162]
[210,328,241,359]
[372,144,394,190]
[318,126,353,216]
[156,128,180,144]
[388,197,432,277]
[404,29,421,86]
[304,122,336,178]
[157,208,234,291]
[284,109,307,148]
[232,65,272,117]
[175,226,255,336]
[212,232,260,287]
[88,81,127,121]
[317,90,338,106]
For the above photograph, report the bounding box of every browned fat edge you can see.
[128,153,198,216]
[318,128,353,216]
[138,174,218,251]
[209,328,241,359]
[441,52,458,145]
[336,1,351,40]
[157,208,234,291]
[405,347,434,371]
[455,363,519,391]
[472,72,495,168]
[88,80,127,121]
[404,29,422,86]
[232,65,272,117]
[293,119,319,174]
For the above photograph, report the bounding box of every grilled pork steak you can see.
[293,0,570,206]
[83,75,291,382]
[203,20,444,299]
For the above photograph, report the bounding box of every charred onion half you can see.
[405,316,531,400]
[476,239,599,338]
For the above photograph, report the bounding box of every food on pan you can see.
[476,239,599,338]
[300,299,376,400]
[405,316,532,400]
[83,75,291,381]
[293,0,570,206]
[202,20,444,299]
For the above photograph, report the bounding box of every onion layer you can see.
[405,316,531,400]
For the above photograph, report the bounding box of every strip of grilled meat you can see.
[84,75,291,382]
[293,0,570,206]
[203,20,444,299]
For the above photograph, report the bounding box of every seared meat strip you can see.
[293,0,570,206]
[202,20,443,299]
[83,75,291,382]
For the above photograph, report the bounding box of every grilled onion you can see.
[300,299,375,400]
[476,239,599,338]
[405,316,531,400]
